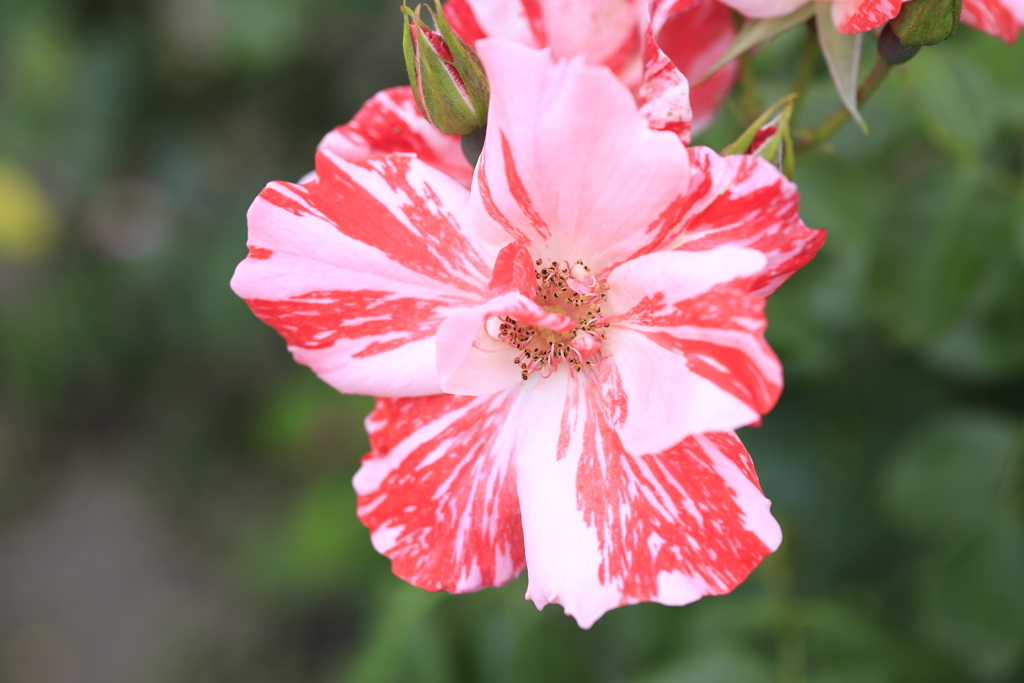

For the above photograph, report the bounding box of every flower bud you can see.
[403,0,489,136]
[745,107,796,179]
[890,0,962,47]
[723,94,797,179]
[878,23,922,65]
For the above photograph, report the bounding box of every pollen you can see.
[495,258,609,381]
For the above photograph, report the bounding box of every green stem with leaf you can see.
[794,58,892,150]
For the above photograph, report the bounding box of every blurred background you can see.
[1,1,1022,681]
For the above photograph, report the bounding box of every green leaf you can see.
[815,3,867,134]
[338,584,451,683]
[879,410,1020,541]
[918,516,1024,679]
[631,646,775,683]
[704,5,816,80]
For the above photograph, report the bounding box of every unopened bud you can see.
[746,105,796,179]
[724,94,797,179]
[403,0,489,136]
[890,0,962,47]
[878,23,922,64]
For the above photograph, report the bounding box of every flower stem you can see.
[790,20,819,125]
[794,57,892,151]
[461,126,486,166]
[760,545,808,683]
[737,50,764,125]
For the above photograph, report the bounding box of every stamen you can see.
[493,257,610,381]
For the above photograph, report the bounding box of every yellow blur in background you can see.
[0,161,59,263]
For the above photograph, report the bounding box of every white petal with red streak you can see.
[599,329,761,455]
[317,86,474,188]
[601,248,778,455]
[231,150,493,397]
[355,391,528,592]
[471,40,690,274]
[515,371,781,628]
[667,147,825,298]
[605,246,767,311]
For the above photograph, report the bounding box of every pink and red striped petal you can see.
[232,150,494,397]
[446,0,744,138]
[831,0,907,34]
[355,391,526,592]
[516,372,781,628]
[444,0,643,82]
[962,0,1023,42]
[602,247,780,455]
[652,0,740,135]
[638,0,694,141]
[716,0,806,19]
[668,146,826,298]
[317,86,474,189]
[471,39,691,274]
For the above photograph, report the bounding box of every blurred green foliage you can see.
[0,1,1022,682]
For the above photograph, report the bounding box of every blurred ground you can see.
[1,1,1022,682]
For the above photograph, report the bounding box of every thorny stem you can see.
[794,57,892,151]
[790,20,819,125]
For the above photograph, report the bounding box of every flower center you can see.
[496,258,609,381]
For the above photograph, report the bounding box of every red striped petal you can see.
[961,0,1023,43]
[472,40,691,273]
[831,0,905,34]
[653,0,739,134]
[516,372,781,628]
[318,86,474,189]
[670,146,826,298]
[602,248,780,455]
[231,151,494,397]
[354,391,526,592]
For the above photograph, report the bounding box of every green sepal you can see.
[429,0,489,124]
[402,3,427,116]
[401,1,488,136]
[891,0,962,46]
[722,93,798,156]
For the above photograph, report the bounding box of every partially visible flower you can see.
[719,0,911,34]
[721,0,1021,42]
[232,41,824,626]
[444,0,741,139]
[961,0,1023,42]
